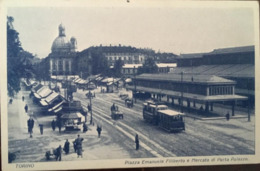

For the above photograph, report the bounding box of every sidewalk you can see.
[8,85,151,163]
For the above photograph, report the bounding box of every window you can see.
[65,61,69,71]
[52,61,56,71]
[58,60,63,71]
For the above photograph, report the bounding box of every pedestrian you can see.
[87,104,91,112]
[9,99,13,104]
[22,96,24,101]
[75,134,84,158]
[97,126,102,138]
[27,119,30,133]
[226,112,230,121]
[63,139,70,154]
[135,134,139,150]
[57,120,62,133]
[73,140,77,153]
[51,119,56,131]
[24,104,28,113]
[83,122,88,133]
[55,145,62,161]
[27,117,34,138]
[39,124,43,135]
[111,103,116,112]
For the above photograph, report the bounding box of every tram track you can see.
[74,91,254,156]
[77,97,175,157]
[93,95,255,155]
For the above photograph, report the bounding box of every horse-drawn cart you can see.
[111,110,124,120]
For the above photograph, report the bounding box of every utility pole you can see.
[134,66,137,103]
[247,78,250,122]
[89,90,93,124]
[181,71,183,113]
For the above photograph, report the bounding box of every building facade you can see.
[48,24,78,76]
[173,45,255,107]
[128,73,247,115]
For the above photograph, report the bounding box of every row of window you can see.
[122,68,138,74]
[209,86,233,95]
[108,56,143,61]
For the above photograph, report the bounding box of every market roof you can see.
[48,101,64,112]
[37,88,53,98]
[209,45,254,55]
[44,92,59,103]
[60,112,84,119]
[178,53,206,59]
[127,85,247,102]
[135,73,235,85]
[170,64,254,78]
[32,83,43,92]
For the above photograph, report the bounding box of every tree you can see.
[7,16,35,97]
[89,49,110,76]
[113,59,124,77]
[138,57,158,74]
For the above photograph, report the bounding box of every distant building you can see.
[48,24,78,76]
[88,45,154,66]
[157,63,177,73]
[121,63,177,77]
[173,45,255,107]
[121,64,142,77]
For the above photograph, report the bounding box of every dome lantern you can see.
[59,23,66,37]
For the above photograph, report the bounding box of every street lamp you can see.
[88,90,93,124]
[181,71,184,113]
[134,66,137,103]
[247,78,250,122]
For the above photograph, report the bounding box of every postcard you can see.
[1,0,259,170]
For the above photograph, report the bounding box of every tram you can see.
[143,101,185,132]
[158,110,185,132]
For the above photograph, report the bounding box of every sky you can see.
[7,4,255,58]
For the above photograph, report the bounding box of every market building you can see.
[128,73,247,115]
[173,45,255,107]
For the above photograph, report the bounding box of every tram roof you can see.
[158,109,185,116]
[135,73,235,85]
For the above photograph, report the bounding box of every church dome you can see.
[51,24,76,53]
[51,36,71,53]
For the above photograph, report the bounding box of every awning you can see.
[44,92,59,104]
[39,99,48,106]
[54,106,62,113]
[125,78,132,83]
[60,112,84,119]
[48,101,64,112]
[38,88,52,98]
[33,92,41,99]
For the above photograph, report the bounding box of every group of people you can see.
[73,135,84,158]
[51,119,62,133]
[51,134,84,161]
